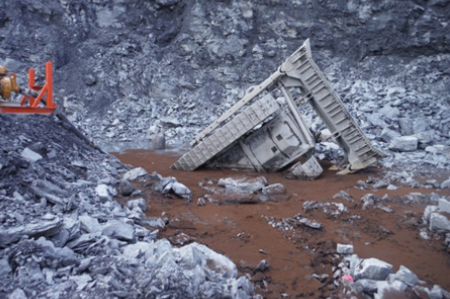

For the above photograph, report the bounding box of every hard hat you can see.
[0,65,7,75]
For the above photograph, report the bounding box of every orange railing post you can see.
[3,61,56,114]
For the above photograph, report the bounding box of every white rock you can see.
[438,198,450,214]
[423,205,439,223]
[123,167,148,181]
[337,243,354,255]
[441,178,450,189]
[425,145,448,154]
[21,148,43,162]
[354,258,393,281]
[127,198,147,211]
[389,265,419,286]
[218,176,267,193]
[95,184,110,199]
[175,242,237,279]
[79,215,102,233]
[381,127,402,143]
[429,212,450,232]
[172,182,192,201]
[122,241,155,259]
[389,136,418,152]
[102,219,135,242]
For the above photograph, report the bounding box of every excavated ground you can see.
[113,149,450,298]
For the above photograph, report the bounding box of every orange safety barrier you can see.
[0,61,57,114]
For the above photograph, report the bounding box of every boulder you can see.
[21,148,43,163]
[218,176,267,193]
[337,244,354,255]
[429,212,450,232]
[438,198,450,214]
[119,179,135,196]
[354,258,393,281]
[123,167,148,181]
[389,136,418,152]
[388,265,418,287]
[127,198,147,211]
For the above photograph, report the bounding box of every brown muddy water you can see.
[113,149,450,298]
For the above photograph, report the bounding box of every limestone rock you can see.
[389,136,418,152]
[354,258,393,281]
[123,167,148,181]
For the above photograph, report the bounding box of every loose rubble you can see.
[334,246,450,299]
[0,114,254,298]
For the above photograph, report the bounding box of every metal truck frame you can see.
[171,40,385,179]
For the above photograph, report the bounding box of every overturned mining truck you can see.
[171,39,385,179]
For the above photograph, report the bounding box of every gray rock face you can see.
[354,258,393,281]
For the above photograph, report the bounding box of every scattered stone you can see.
[20,147,43,163]
[127,198,147,212]
[333,190,355,203]
[353,279,378,294]
[388,265,419,287]
[95,184,110,200]
[253,259,270,274]
[380,127,402,143]
[119,179,135,196]
[151,130,166,149]
[197,197,206,206]
[441,178,450,189]
[299,218,322,229]
[387,184,398,190]
[123,167,148,181]
[377,205,394,213]
[337,244,354,255]
[171,182,192,201]
[429,213,450,232]
[261,183,286,196]
[375,280,407,298]
[438,198,450,214]
[218,176,267,193]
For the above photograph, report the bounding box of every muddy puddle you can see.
[113,149,450,298]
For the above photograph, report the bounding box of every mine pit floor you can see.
[113,149,450,298]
